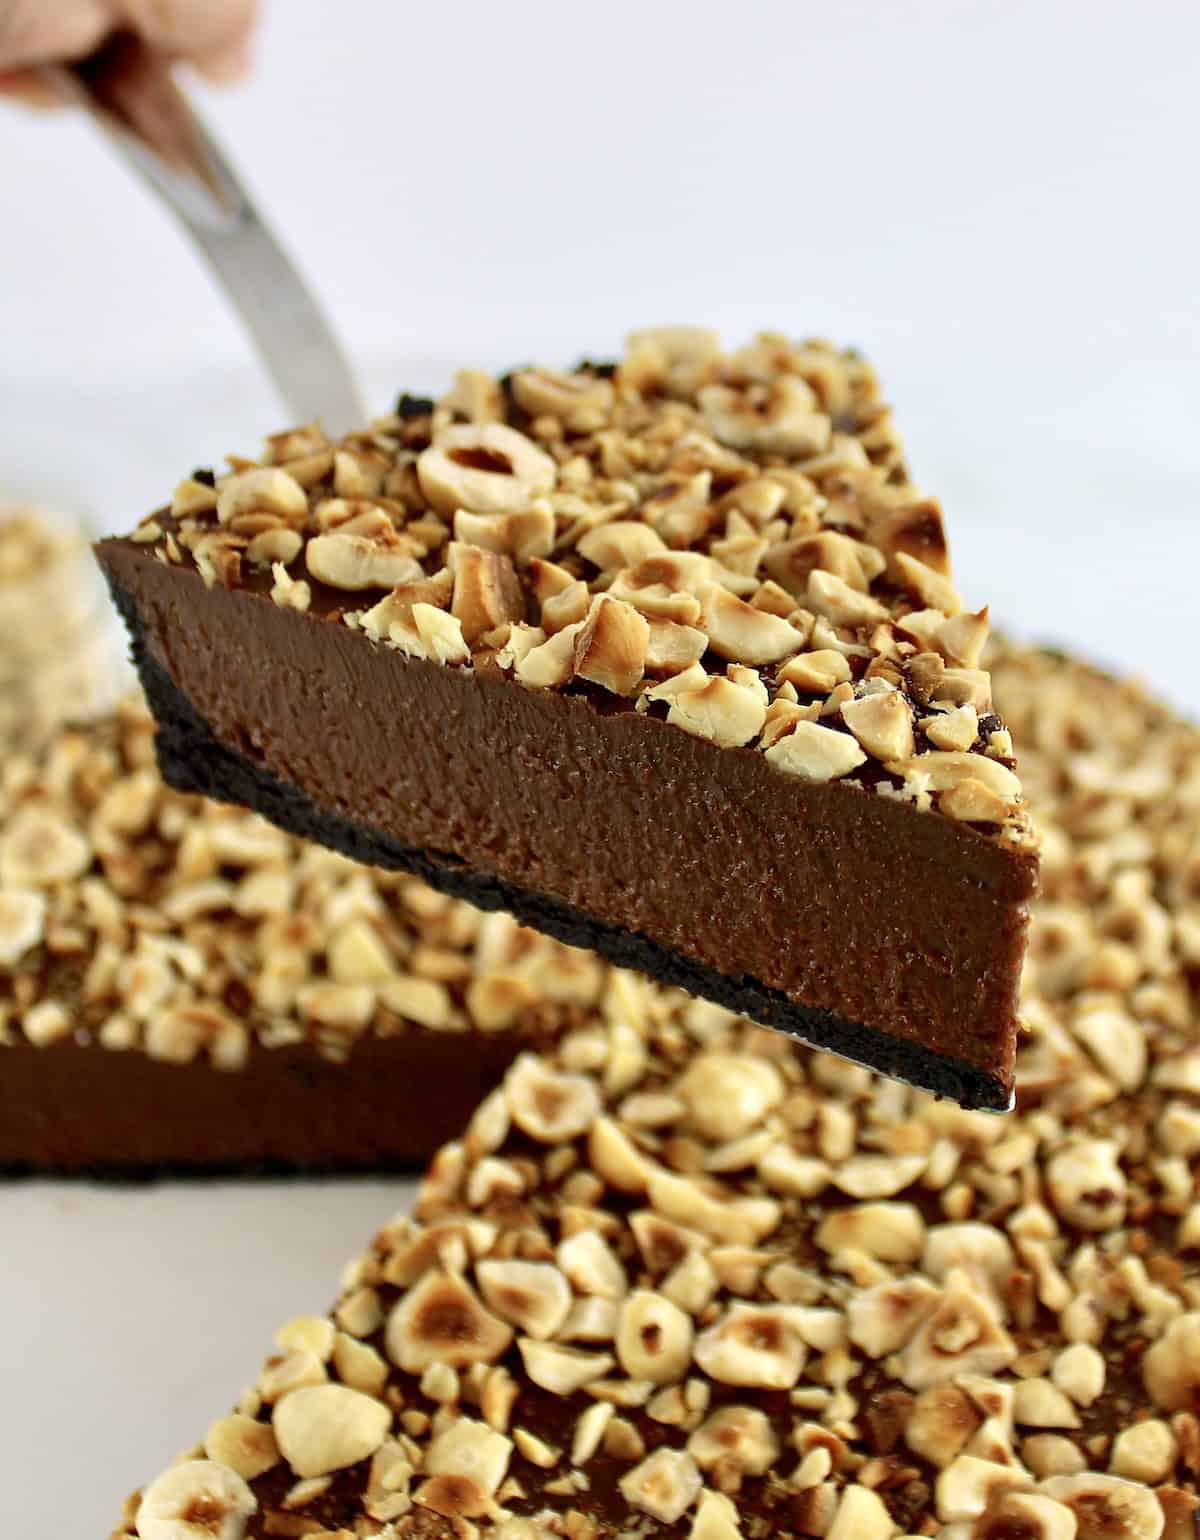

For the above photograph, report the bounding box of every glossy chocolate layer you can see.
[98,540,1038,1109]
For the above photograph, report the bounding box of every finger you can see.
[189,36,253,85]
[0,69,69,108]
[0,0,114,72]
[121,0,258,66]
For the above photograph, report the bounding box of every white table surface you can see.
[2,1,1199,1526]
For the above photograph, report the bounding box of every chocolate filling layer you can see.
[98,541,1037,1110]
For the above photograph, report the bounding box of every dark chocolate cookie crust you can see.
[107,573,1011,1112]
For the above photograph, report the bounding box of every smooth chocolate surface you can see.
[0,1027,541,1176]
[98,542,1037,1109]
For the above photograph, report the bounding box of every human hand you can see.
[0,0,258,107]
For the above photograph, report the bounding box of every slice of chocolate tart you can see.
[97,329,1038,1109]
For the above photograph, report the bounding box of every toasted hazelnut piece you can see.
[924,704,979,751]
[841,690,915,762]
[476,1261,572,1341]
[572,595,650,695]
[817,1202,925,1262]
[698,582,806,665]
[668,675,768,750]
[385,1270,513,1373]
[765,531,883,596]
[1,806,91,887]
[306,531,422,591]
[827,1484,897,1540]
[940,777,1014,822]
[1012,1378,1081,1430]
[518,1339,615,1396]
[1109,1419,1176,1483]
[972,1493,1077,1540]
[136,1459,256,1540]
[272,1384,390,1478]
[1051,1343,1105,1408]
[514,620,583,689]
[269,562,311,611]
[1143,1312,1200,1410]
[642,472,713,548]
[0,887,46,967]
[413,1472,492,1520]
[1040,1474,1165,1540]
[217,467,308,526]
[417,423,556,515]
[895,550,962,615]
[512,367,614,421]
[923,1223,1014,1290]
[757,1143,831,1198]
[577,520,667,572]
[764,720,867,781]
[935,1454,1031,1523]
[777,649,852,692]
[204,1414,281,1482]
[528,556,576,603]
[693,1304,807,1389]
[557,1230,628,1299]
[625,325,721,395]
[903,1383,980,1469]
[454,506,556,562]
[899,1273,1017,1389]
[172,477,219,516]
[590,1114,658,1192]
[677,1052,785,1141]
[645,618,708,677]
[245,527,303,567]
[505,1054,601,1142]
[688,1405,780,1475]
[541,578,590,635]
[649,1169,780,1246]
[887,750,1021,804]
[445,541,524,644]
[700,378,831,457]
[689,1489,743,1540]
[847,1276,939,1358]
[1045,1141,1126,1231]
[618,1448,703,1525]
[426,1417,514,1495]
[806,569,889,629]
[938,606,990,667]
[616,1291,694,1384]
[609,573,705,626]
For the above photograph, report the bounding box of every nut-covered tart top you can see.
[129,328,1033,847]
[0,698,603,1063]
[114,646,1200,1540]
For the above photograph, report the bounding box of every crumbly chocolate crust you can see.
[112,647,1200,1540]
[119,329,1033,843]
[121,596,1009,1112]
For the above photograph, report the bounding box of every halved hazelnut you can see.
[624,325,721,396]
[676,1053,784,1141]
[385,1270,513,1372]
[1045,1141,1126,1231]
[899,1274,1017,1389]
[841,690,915,762]
[476,1260,571,1340]
[847,1276,939,1358]
[1143,1312,1200,1410]
[447,541,524,644]
[815,1202,925,1262]
[504,1054,601,1142]
[573,595,650,695]
[425,1416,513,1496]
[1039,1474,1165,1540]
[136,1459,256,1540]
[699,378,831,457]
[305,531,423,591]
[698,582,806,665]
[668,675,768,750]
[687,1405,779,1475]
[903,1383,980,1469]
[272,1384,390,1478]
[618,1448,703,1526]
[217,467,308,526]
[512,368,614,421]
[1,807,91,887]
[203,1415,280,1482]
[693,1304,807,1389]
[417,423,556,515]
[764,720,867,781]
[616,1291,694,1384]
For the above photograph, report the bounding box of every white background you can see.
[1,0,1197,1528]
